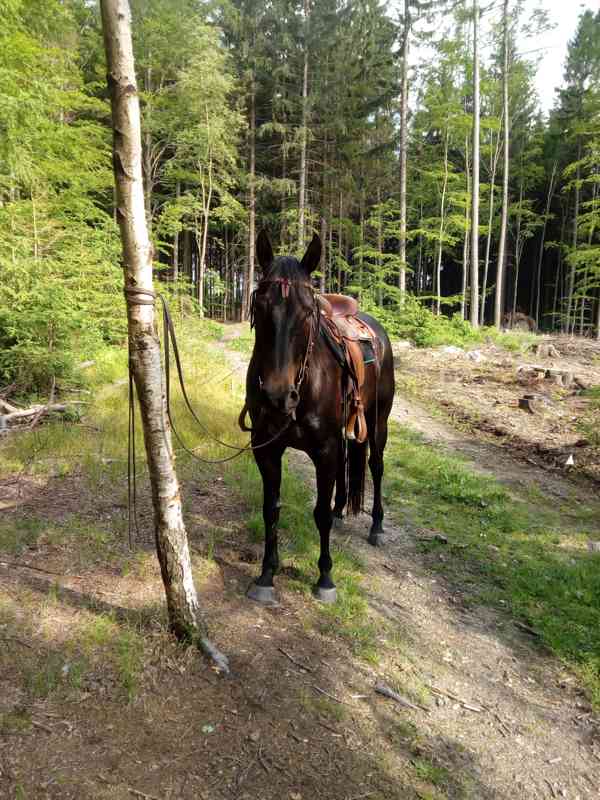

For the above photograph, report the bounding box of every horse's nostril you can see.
[289,388,299,403]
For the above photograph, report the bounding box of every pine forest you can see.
[1,0,599,396]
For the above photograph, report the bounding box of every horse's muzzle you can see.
[263,385,300,415]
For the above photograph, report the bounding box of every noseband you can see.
[250,276,320,414]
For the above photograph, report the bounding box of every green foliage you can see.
[363,295,481,348]
[0,2,121,394]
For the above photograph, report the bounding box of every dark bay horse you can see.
[240,231,395,604]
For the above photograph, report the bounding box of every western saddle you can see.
[317,293,380,443]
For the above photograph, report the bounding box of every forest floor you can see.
[1,323,600,800]
[395,334,600,485]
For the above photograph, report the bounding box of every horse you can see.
[240,230,395,605]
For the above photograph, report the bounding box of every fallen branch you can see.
[2,402,85,425]
[129,789,161,800]
[0,636,33,650]
[31,719,53,734]
[428,684,485,713]
[313,685,351,706]
[278,647,313,673]
[0,560,83,579]
[374,681,429,713]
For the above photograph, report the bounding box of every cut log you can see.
[516,365,580,390]
[518,396,539,414]
[1,403,84,424]
[530,343,560,359]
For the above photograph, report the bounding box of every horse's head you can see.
[251,230,321,415]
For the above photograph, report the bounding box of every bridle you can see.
[249,276,320,415]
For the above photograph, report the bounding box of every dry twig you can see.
[374,681,429,713]
[278,646,313,672]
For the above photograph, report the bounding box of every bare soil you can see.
[1,330,599,800]
[395,335,600,486]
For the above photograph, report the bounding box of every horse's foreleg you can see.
[368,416,388,546]
[312,450,338,603]
[247,446,283,605]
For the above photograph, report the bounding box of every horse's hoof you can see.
[313,585,337,604]
[332,515,344,530]
[246,583,278,606]
[368,532,384,547]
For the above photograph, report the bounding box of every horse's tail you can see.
[347,439,368,516]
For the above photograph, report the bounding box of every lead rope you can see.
[124,287,156,549]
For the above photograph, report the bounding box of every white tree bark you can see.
[470,0,480,327]
[99,0,227,670]
[398,0,409,302]
[480,127,502,324]
[435,127,449,316]
[494,0,510,329]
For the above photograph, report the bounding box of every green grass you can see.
[385,423,600,706]
[412,757,450,788]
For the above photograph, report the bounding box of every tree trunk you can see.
[297,0,310,253]
[338,188,343,292]
[480,126,501,325]
[435,127,449,316]
[398,0,409,302]
[99,0,227,670]
[377,185,383,306]
[512,179,524,317]
[494,0,510,329]
[566,143,581,335]
[144,65,152,230]
[243,68,256,321]
[172,180,180,282]
[470,0,480,327]
[461,134,470,319]
[534,161,557,327]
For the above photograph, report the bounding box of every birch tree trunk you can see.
[494,0,510,329]
[398,0,409,302]
[99,0,227,670]
[470,0,480,327]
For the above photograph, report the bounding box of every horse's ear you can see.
[256,230,273,272]
[300,234,321,274]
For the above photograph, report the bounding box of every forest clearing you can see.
[2,0,600,799]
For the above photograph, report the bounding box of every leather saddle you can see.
[318,293,379,443]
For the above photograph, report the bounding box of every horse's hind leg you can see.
[312,449,338,603]
[368,416,388,547]
[247,446,283,605]
[332,436,346,528]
